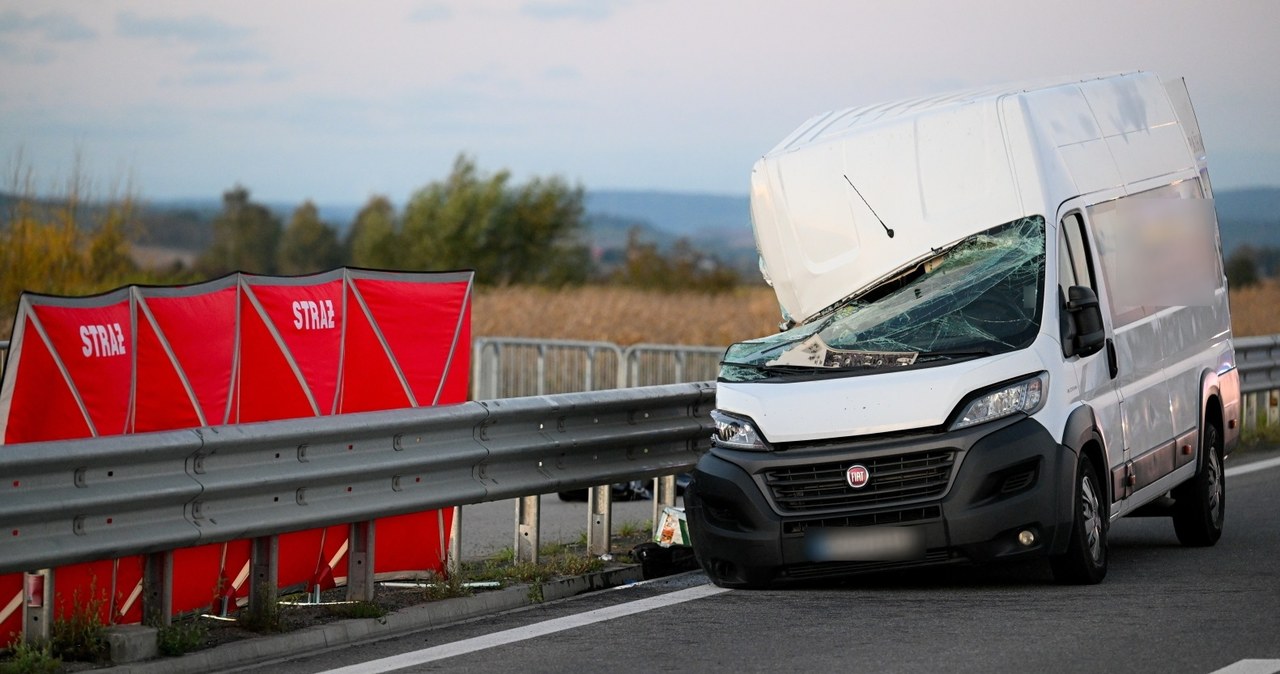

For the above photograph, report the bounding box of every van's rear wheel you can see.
[1051,453,1108,585]
[1172,421,1225,547]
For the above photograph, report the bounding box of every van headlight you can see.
[710,409,770,451]
[951,372,1048,430]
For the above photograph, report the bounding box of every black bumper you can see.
[685,416,1078,585]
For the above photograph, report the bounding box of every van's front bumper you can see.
[685,415,1077,586]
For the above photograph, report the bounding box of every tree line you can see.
[195,155,740,291]
[0,155,744,335]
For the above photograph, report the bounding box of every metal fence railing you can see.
[623,343,727,388]
[471,338,726,398]
[471,336,1280,429]
[471,338,623,400]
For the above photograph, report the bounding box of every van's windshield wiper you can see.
[720,360,903,375]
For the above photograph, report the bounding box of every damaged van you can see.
[685,72,1241,587]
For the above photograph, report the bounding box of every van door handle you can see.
[1105,338,1119,379]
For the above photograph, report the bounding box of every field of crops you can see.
[473,280,1280,347]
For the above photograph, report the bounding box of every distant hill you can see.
[584,190,750,236]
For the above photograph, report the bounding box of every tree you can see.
[1225,246,1260,289]
[277,200,342,275]
[399,154,591,285]
[611,227,740,292]
[0,158,144,336]
[198,186,282,276]
[346,195,399,268]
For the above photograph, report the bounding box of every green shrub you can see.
[157,617,208,657]
[0,639,61,674]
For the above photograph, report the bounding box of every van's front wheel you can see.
[1172,420,1225,547]
[1051,453,1108,585]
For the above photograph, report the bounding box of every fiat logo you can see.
[846,464,870,489]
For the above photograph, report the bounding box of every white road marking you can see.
[1210,659,1280,674]
[318,583,730,674]
[1225,454,1280,479]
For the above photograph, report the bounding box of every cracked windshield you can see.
[722,216,1046,381]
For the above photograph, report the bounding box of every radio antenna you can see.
[843,174,894,238]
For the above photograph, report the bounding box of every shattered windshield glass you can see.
[721,216,1045,382]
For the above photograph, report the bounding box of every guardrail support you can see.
[652,475,678,531]
[347,521,375,602]
[515,495,540,564]
[143,551,173,627]
[447,507,461,577]
[247,536,279,625]
[22,569,53,644]
[587,485,612,556]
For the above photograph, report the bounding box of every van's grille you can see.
[782,505,941,535]
[763,450,955,513]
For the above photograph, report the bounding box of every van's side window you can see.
[1086,178,1219,326]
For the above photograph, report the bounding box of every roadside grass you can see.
[49,585,110,664]
[0,640,60,674]
[1239,420,1280,452]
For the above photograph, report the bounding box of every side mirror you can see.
[1065,285,1105,357]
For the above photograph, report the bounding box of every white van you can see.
[686,72,1241,587]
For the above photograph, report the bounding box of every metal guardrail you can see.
[0,381,713,577]
[1237,335,1280,428]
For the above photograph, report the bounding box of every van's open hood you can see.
[751,97,1027,324]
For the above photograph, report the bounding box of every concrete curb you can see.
[115,565,645,673]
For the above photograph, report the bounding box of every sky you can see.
[2,0,1278,205]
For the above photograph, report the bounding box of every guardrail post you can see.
[347,521,375,602]
[652,475,678,531]
[515,495,540,564]
[587,485,613,556]
[21,569,53,644]
[143,551,173,627]
[447,506,461,577]
[247,536,278,625]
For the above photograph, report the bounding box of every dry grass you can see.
[1228,279,1280,337]
[474,281,1280,347]
[472,285,781,346]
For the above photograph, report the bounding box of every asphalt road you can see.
[239,450,1280,674]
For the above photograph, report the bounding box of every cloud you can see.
[188,45,269,65]
[520,0,629,22]
[115,10,251,43]
[408,3,454,22]
[0,40,56,65]
[0,10,97,41]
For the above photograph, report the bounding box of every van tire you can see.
[1172,421,1225,547]
[1051,453,1108,585]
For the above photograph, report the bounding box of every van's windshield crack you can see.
[719,216,1046,382]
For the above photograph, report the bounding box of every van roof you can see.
[751,71,1201,324]
[769,73,1133,157]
